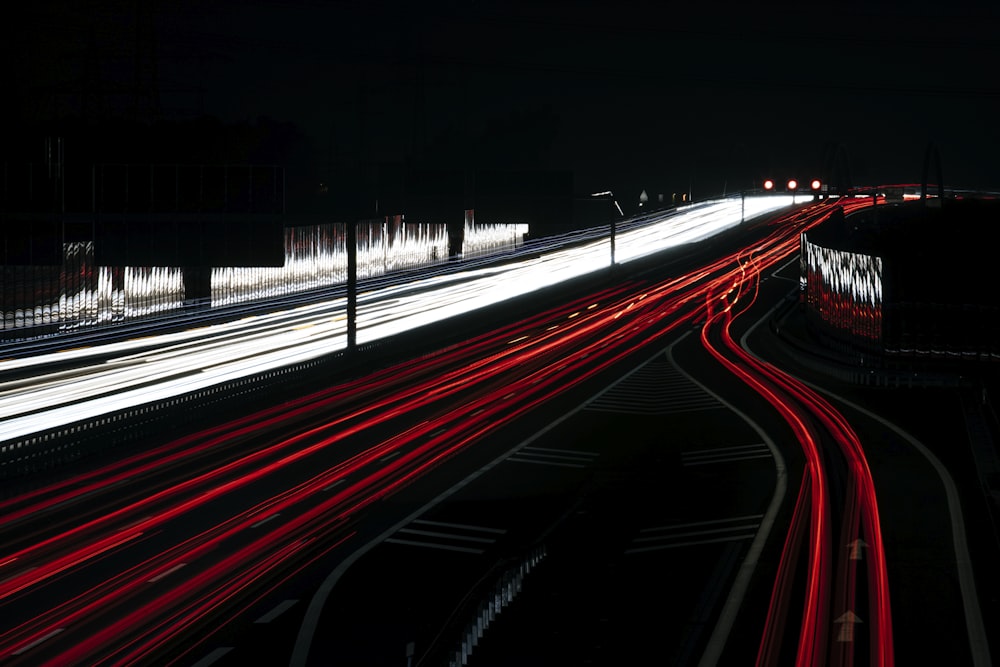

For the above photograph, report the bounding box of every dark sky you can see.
[6,0,1000,202]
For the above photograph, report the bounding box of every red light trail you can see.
[696,197,893,666]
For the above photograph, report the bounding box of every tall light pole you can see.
[592,191,623,266]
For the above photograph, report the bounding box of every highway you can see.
[0,194,992,666]
[0,196,791,446]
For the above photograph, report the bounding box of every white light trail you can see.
[0,196,793,444]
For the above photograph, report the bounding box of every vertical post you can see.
[610,217,616,267]
[347,220,357,350]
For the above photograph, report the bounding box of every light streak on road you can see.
[0,196,794,446]
[695,198,894,666]
[0,195,896,665]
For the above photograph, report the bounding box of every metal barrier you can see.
[0,344,335,484]
[410,544,547,667]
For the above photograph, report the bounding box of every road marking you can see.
[684,443,767,455]
[397,528,496,544]
[148,562,186,583]
[629,514,761,553]
[520,448,595,462]
[848,539,867,560]
[252,513,280,528]
[506,456,585,468]
[379,451,401,462]
[383,538,484,554]
[584,359,725,415]
[412,519,506,534]
[633,524,760,542]
[682,443,771,466]
[255,599,298,624]
[385,518,507,554]
[12,628,64,656]
[834,611,863,643]
[625,533,755,554]
[641,514,763,533]
[523,446,595,457]
[508,445,597,468]
[322,479,346,491]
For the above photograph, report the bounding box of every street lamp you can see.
[592,191,623,266]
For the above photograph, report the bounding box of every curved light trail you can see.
[695,199,894,666]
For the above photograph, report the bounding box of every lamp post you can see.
[591,191,624,266]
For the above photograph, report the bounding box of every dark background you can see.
[3,0,999,215]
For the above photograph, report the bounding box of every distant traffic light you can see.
[763,179,775,191]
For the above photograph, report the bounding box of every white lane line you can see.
[641,514,764,533]
[682,453,773,466]
[685,443,768,455]
[626,534,756,554]
[379,451,401,462]
[12,628,64,656]
[252,513,280,529]
[412,519,506,534]
[255,599,298,624]
[322,479,346,491]
[506,457,585,469]
[518,450,594,462]
[633,524,760,543]
[397,528,496,544]
[148,562,186,583]
[522,446,596,457]
[383,538,484,554]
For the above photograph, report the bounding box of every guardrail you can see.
[412,545,547,667]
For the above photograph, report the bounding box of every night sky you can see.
[6,0,1000,211]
